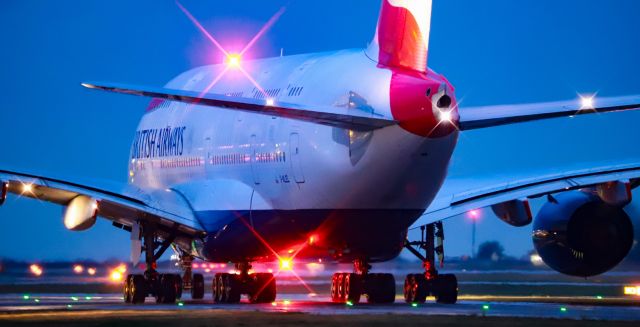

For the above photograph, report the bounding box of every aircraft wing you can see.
[459,95,640,130]
[82,82,397,131]
[412,161,640,228]
[0,169,205,237]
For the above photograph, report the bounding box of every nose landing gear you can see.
[404,222,458,304]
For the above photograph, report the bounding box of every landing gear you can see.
[212,263,276,304]
[404,222,458,304]
[330,259,396,304]
[122,222,184,304]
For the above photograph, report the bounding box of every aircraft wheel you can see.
[157,274,177,304]
[213,273,224,303]
[123,274,133,303]
[331,273,346,302]
[175,274,183,300]
[223,273,241,303]
[191,273,204,300]
[344,273,362,304]
[433,274,458,304]
[130,274,147,304]
[249,273,276,303]
[404,274,427,304]
[365,273,395,304]
[330,273,341,302]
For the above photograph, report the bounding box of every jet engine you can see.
[63,195,98,231]
[532,191,633,277]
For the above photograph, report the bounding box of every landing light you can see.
[580,95,595,110]
[87,267,97,276]
[22,183,34,194]
[438,110,452,123]
[279,258,293,271]
[226,54,241,68]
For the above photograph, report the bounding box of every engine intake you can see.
[533,191,633,277]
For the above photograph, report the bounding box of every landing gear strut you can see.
[404,222,458,304]
[123,222,184,304]
[212,262,276,304]
[330,259,396,304]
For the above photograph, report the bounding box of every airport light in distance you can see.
[29,264,43,277]
[624,285,640,296]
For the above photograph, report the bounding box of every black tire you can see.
[157,274,177,304]
[131,274,147,304]
[403,274,415,303]
[175,274,183,300]
[191,273,204,300]
[249,273,276,303]
[214,273,224,303]
[224,274,241,303]
[366,273,395,304]
[124,274,133,303]
[344,273,362,304]
[330,273,340,302]
[434,274,458,304]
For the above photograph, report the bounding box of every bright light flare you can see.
[115,264,127,274]
[468,209,480,219]
[279,258,293,271]
[225,54,241,68]
[22,183,34,194]
[87,267,97,276]
[438,110,453,123]
[72,264,84,274]
[624,285,640,296]
[265,98,275,106]
[110,270,123,282]
[580,95,595,110]
[29,264,43,277]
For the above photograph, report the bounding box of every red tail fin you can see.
[367,0,432,73]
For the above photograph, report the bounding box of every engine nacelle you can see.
[533,191,634,277]
[63,195,98,231]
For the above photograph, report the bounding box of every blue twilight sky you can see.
[1,0,640,261]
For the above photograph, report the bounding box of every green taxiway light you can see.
[346,301,353,306]
[411,303,418,308]
[34,299,40,303]
[482,304,490,310]
[85,296,92,300]
[560,307,568,312]
[70,296,79,301]
[22,295,30,300]
[67,304,73,308]
[178,302,184,307]
[596,295,603,299]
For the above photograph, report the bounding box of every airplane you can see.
[2,0,640,305]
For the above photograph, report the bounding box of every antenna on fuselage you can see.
[280,48,284,57]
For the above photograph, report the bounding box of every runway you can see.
[1,293,639,322]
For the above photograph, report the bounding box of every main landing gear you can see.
[330,259,396,304]
[212,262,276,304]
[403,222,458,304]
[123,222,205,304]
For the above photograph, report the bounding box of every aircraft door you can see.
[289,132,305,183]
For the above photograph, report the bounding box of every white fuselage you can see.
[127,49,458,262]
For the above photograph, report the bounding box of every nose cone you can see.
[389,71,459,138]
